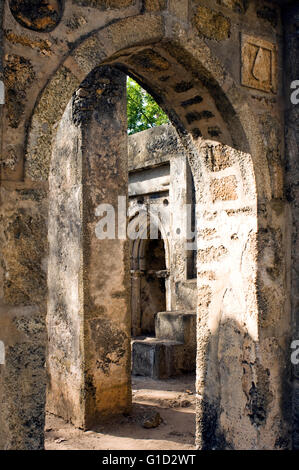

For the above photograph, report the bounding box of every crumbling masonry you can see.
[0,0,298,450]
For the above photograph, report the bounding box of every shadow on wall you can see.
[16,19,292,446]
[198,316,292,450]
[45,65,293,447]
[139,237,166,335]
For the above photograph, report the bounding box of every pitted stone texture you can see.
[132,338,184,379]
[210,176,238,202]
[142,0,166,12]
[47,66,131,429]
[73,0,135,8]
[4,55,35,128]
[216,0,248,14]
[5,31,52,55]
[168,0,189,22]
[128,49,170,73]
[197,246,228,263]
[256,5,278,28]
[192,5,231,41]
[132,312,196,379]
[156,311,196,346]
[0,307,46,450]
[9,0,63,32]
[204,144,233,172]
[0,188,48,306]
[26,67,80,181]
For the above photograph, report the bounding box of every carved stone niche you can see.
[241,34,277,93]
[9,0,63,32]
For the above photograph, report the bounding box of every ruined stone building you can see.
[0,0,298,450]
[128,125,197,378]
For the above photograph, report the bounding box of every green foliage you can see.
[127,77,169,135]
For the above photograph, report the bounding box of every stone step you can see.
[132,332,196,379]
[132,337,184,379]
[155,311,196,346]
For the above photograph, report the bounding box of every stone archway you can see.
[129,211,170,337]
[47,66,131,429]
[0,5,292,450]
[134,233,167,335]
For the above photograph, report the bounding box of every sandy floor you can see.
[45,374,196,450]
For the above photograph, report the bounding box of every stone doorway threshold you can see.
[45,374,196,450]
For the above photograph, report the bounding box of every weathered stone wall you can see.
[47,99,85,426]
[188,140,259,449]
[81,68,131,428]
[0,2,48,448]
[0,0,295,450]
[139,238,167,334]
[128,124,198,325]
[0,0,3,147]
[283,4,299,450]
[47,66,131,429]
[169,147,197,311]
[0,184,48,449]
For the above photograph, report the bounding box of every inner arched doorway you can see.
[131,231,167,337]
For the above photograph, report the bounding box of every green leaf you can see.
[127,77,169,135]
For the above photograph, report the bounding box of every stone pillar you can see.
[165,273,172,311]
[131,270,142,337]
[47,66,131,429]
[170,151,197,311]
[189,134,291,449]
